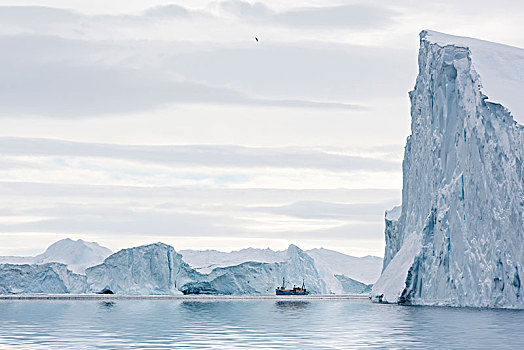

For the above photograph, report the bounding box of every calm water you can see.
[0,299,523,349]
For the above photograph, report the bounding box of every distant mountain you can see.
[179,247,287,274]
[181,246,382,293]
[334,275,373,294]
[0,238,112,274]
[305,248,382,285]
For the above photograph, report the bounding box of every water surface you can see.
[0,299,522,349]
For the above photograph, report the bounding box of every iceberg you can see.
[0,263,86,294]
[371,30,524,308]
[86,243,202,295]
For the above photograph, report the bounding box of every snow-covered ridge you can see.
[372,30,524,308]
[180,247,287,274]
[0,238,112,274]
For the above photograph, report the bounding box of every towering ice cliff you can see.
[372,31,524,308]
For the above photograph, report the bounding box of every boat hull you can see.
[275,289,310,295]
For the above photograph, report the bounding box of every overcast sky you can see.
[0,0,523,257]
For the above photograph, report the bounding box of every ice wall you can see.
[372,30,524,308]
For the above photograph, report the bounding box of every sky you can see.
[0,0,523,257]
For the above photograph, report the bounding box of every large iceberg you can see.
[86,243,202,295]
[0,263,86,294]
[371,30,524,308]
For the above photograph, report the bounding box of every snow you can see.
[334,275,372,294]
[371,233,421,303]
[0,238,112,274]
[385,205,401,221]
[180,247,287,274]
[372,30,524,308]
[306,248,381,285]
[86,243,201,295]
[0,263,86,294]
[422,30,524,124]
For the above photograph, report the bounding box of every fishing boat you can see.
[275,277,310,295]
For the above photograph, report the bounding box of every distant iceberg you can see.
[0,240,379,295]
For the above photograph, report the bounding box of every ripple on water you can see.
[0,299,523,349]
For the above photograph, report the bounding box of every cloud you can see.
[0,137,400,172]
[260,222,385,241]
[0,181,396,251]
[0,3,397,31]
[0,181,400,204]
[0,34,372,117]
[0,4,414,118]
[251,200,396,220]
[159,42,413,102]
[0,199,386,241]
[142,4,191,18]
[217,1,398,29]
[0,207,245,237]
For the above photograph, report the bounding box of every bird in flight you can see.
[255,37,258,42]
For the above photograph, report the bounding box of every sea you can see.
[0,297,523,349]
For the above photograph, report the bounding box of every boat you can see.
[275,277,310,295]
